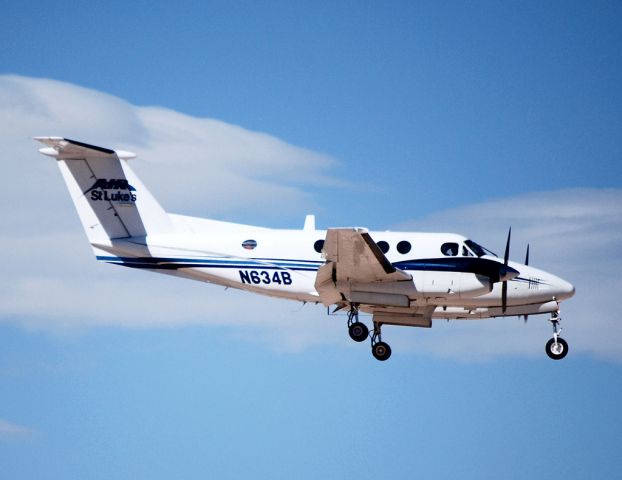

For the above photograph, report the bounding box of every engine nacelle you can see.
[413,271,492,299]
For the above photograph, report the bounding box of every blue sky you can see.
[1,1,621,479]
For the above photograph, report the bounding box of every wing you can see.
[314,228,413,307]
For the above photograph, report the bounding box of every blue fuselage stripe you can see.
[95,255,321,271]
[95,255,537,282]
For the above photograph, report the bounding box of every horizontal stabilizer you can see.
[36,137,136,160]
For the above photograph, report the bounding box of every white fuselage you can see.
[93,213,575,321]
[35,136,576,359]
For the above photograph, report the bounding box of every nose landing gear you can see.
[545,311,569,360]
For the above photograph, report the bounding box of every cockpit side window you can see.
[462,245,474,257]
[441,242,459,256]
[464,239,497,258]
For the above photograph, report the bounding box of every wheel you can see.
[545,337,569,360]
[372,341,392,361]
[348,322,369,342]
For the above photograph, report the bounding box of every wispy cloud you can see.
[1,75,618,361]
[0,419,37,441]
[0,74,343,350]
[0,74,339,226]
[394,188,622,361]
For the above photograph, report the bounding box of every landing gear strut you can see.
[371,322,392,361]
[545,311,569,360]
[347,305,369,342]
[345,305,392,361]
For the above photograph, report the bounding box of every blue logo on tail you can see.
[85,178,137,203]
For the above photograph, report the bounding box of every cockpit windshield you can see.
[464,239,497,258]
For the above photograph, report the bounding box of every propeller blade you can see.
[504,227,511,266]
[502,280,508,313]
[501,228,511,314]
[525,244,530,266]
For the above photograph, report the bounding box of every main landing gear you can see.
[545,311,569,360]
[347,306,369,342]
[346,305,392,361]
[370,323,391,361]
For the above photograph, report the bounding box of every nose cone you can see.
[549,274,576,301]
[522,265,576,302]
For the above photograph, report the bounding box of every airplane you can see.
[35,137,576,361]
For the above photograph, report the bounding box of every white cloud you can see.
[0,75,619,361]
[395,188,622,361]
[0,74,342,351]
[0,419,37,441]
[0,74,339,228]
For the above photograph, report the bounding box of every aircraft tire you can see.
[545,337,568,360]
[348,322,369,342]
[372,342,392,361]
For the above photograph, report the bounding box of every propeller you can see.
[523,244,530,323]
[501,228,511,314]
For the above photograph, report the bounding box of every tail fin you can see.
[36,137,172,243]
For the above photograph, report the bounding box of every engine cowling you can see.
[413,271,492,299]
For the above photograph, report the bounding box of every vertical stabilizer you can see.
[36,137,172,244]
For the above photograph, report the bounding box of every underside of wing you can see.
[314,228,413,307]
[370,306,436,328]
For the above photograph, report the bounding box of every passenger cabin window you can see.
[242,239,257,250]
[314,239,325,253]
[441,242,459,256]
[376,241,390,254]
[397,240,411,254]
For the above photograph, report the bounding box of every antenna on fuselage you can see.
[303,214,316,231]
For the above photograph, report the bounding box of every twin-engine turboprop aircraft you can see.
[36,137,575,361]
